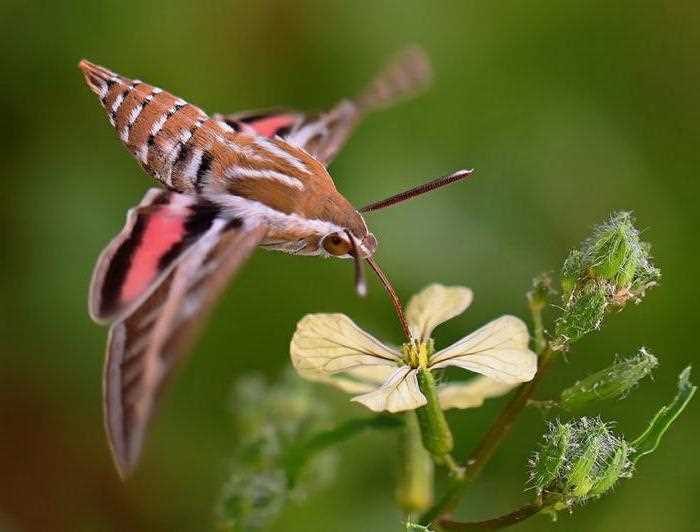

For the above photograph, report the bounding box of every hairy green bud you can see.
[564,422,607,498]
[553,212,660,350]
[529,420,572,494]
[560,349,658,411]
[553,282,607,349]
[589,440,630,497]
[587,212,640,286]
[528,417,631,506]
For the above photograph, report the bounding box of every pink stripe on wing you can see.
[121,209,186,303]
[248,115,296,137]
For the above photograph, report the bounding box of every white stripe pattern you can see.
[254,137,310,174]
[225,165,304,190]
[181,147,204,181]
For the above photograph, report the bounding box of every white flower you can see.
[290,284,537,413]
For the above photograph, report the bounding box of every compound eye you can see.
[322,232,352,256]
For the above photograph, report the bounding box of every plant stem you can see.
[419,348,555,525]
[397,412,435,514]
[438,499,545,530]
[530,300,547,355]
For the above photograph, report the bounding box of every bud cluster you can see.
[554,212,660,350]
[529,417,631,506]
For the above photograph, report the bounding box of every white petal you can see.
[406,284,473,341]
[303,365,396,395]
[290,314,402,379]
[438,376,517,410]
[429,315,537,384]
[351,367,427,413]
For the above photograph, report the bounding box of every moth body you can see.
[80,48,440,477]
[80,60,373,258]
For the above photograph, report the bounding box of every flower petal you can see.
[290,313,402,380]
[406,284,474,341]
[429,315,537,384]
[303,365,396,395]
[351,367,427,413]
[438,376,517,410]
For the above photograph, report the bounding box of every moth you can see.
[80,48,472,478]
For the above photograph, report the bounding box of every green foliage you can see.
[560,348,658,411]
[215,370,337,531]
[630,367,697,464]
[553,212,660,351]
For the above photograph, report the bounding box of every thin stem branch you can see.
[438,499,545,530]
[530,302,547,355]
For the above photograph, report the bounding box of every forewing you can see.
[214,46,432,165]
[89,188,222,324]
[103,218,266,477]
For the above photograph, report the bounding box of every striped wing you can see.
[89,189,223,324]
[214,46,432,165]
[101,213,266,477]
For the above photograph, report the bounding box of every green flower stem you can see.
[419,347,556,526]
[529,294,547,354]
[397,412,435,515]
[415,368,454,458]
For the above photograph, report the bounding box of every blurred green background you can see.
[2,1,699,530]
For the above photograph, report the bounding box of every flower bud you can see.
[553,282,607,350]
[564,422,607,498]
[528,417,631,505]
[529,420,572,494]
[554,212,660,350]
[587,212,640,286]
[589,441,630,497]
[560,349,658,411]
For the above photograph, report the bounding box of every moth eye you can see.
[322,233,351,256]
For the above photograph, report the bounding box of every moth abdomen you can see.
[79,60,210,192]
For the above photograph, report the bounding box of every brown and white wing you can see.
[104,217,266,478]
[214,46,432,165]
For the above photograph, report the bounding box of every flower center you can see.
[401,340,433,369]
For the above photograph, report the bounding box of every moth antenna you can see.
[366,256,411,340]
[359,169,474,213]
[345,230,367,297]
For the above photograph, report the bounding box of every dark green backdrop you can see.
[2,2,698,531]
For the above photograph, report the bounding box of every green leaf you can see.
[630,367,696,464]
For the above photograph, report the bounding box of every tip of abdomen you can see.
[78,59,122,98]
